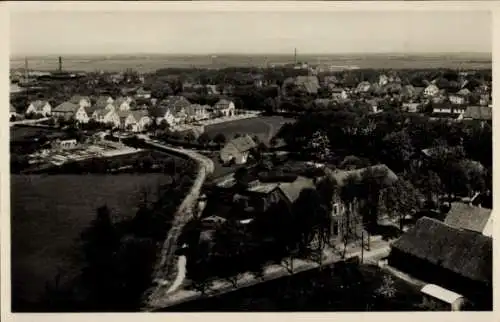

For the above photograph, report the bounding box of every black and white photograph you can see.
[5,2,494,315]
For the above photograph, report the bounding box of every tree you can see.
[416,170,443,207]
[380,130,414,173]
[80,205,120,309]
[197,132,211,145]
[213,133,227,145]
[381,179,421,232]
[306,130,331,161]
[234,167,251,189]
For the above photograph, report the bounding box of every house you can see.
[325,164,398,242]
[94,95,114,108]
[26,100,52,116]
[323,75,339,87]
[52,101,89,123]
[420,284,465,311]
[365,98,382,113]
[378,74,389,87]
[448,94,467,105]
[220,134,257,165]
[402,102,420,113]
[457,88,471,97]
[119,110,152,132]
[69,95,91,108]
[388,217,492,308]
[479,94,490,106]
[113,97,133,111]
[444,202,493,237]
[10,83,24,94]
[211,172,316,217]
[424,84,440,97]
[383,83,402,95]
[10,104,19,119]
[206,85,220,95]
[153,96,192,125]
[462,106,492,122]
[295,76,321,95]
[331,88,348,100]
[184,104,210,122]
[431,105,466,118]
[212,99,236,117]
[356,81,372,93]
[92,108,121,128]
[135,87,151,99]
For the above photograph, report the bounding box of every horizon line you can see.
[10,51,492,59]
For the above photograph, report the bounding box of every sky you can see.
[10,10,492,56]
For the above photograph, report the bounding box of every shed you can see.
[421,284,465,311]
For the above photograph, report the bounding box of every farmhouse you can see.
[26,100,52,117]
[388,217,492,307]
[184,104,210,122]
[113,97,134,111]
[153,96,192,125]
[220,134,257,165]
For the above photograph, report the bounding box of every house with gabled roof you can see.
[118,110,152,132]
[184,104,210,122]
[94,95,114,109]
[52,101,89,123]
[220,134,257,165]
[69,95,91,108]
[444,202,492,237]
[113,96,134,111]
[92,108,121,128]
[135,87,151,99]
[462,106,492,123]
[26,100,52,117]
[212,98,236,117]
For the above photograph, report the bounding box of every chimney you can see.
[58,56,62,72]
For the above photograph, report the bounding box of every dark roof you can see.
[444,202,492,234]
[69,95,90,104]
[391,217,492,284]
[214,99,233,110]
[53,101,79,113]
[160,96,191,113]
[277,176,316,204]
[95,96,113,108]
[225,134,257,153]
[463,106,492,121]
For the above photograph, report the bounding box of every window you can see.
[332,203,339,215]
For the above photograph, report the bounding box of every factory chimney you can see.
[58,56,62,72]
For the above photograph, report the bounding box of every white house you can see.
[424,84,440,97]
[421,284,465,311]
[153,96,192,126]
[52,101,89,123]
[135,88,152,99]
[449,94,466,105]
[95,95,114,107]
[185,104,210,122]
[378,74,389,87]
[212,99,236,117]
[113,97,133,111]
[69,95,92,109]
[220,134,257,165]
[26,100,52,116]
[119,110,152,132]
[92,108,121,128]
[356,81,372,93]
[331,88,348,100]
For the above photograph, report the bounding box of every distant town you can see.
[10,52,492,312]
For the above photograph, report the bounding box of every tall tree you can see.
[381,179,421,232]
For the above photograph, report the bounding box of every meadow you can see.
[10,172,174,310]
[204,116,295,144]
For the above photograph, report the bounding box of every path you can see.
[10,117,50,127]
[139,136,214,307]
[146,238,391,310]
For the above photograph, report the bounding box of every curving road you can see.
[140,136,214,309]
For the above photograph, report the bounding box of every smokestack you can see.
[58,56,62,72]
[294,48,297,64]
[24,57,29,80]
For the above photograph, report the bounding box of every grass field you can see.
[10,53,492,73]
[10,173,173,308]
[204,116,295,144]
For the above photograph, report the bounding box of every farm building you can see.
[443,202,492,237]
[420,284,465,311]
[220,134,257,165]
[388,217,492,309]
[26,100,52,117]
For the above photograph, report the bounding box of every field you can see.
[10,126,67,143]
[204,116,295,144]
[10,53,492,73]
[10,173,173,309]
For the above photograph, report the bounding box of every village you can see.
[9,52,493,312]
